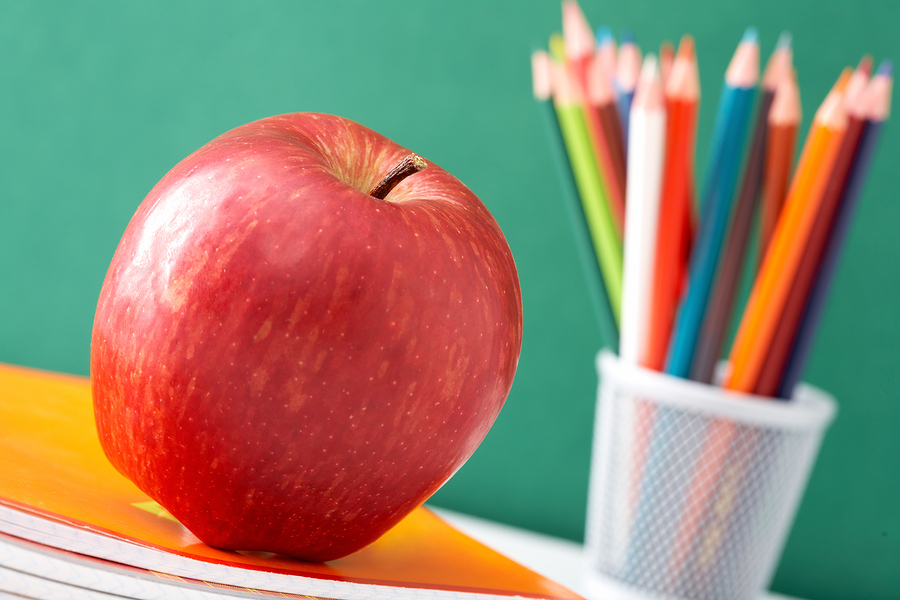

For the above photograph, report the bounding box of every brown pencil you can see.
[758,47,802,265]
[689,34,793,383]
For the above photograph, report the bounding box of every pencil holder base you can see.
[583,351,836,600]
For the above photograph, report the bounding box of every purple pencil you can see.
[778,60,892,397]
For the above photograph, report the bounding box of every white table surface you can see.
[429,506,801,600]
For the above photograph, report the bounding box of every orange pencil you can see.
[726,68,851,393]
[643,35,699,370]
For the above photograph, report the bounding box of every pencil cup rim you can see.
[596,350,837,431]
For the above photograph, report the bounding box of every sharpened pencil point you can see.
[596,26,613,45]
[776,31,792,50]
[877,59,893,77]
[743,27,759,44]
[621,29,635,45]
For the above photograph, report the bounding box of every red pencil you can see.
[643,35,699,370]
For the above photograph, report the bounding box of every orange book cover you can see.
[0,362,582,600]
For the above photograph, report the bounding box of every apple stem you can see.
[368,154,427,200]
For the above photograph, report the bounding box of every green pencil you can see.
[547,42,623,324]
[532,50,619,349]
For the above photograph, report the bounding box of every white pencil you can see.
[619,55,666,364]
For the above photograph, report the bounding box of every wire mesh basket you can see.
[584,350,836,600]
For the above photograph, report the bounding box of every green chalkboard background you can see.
[1,2,897,599]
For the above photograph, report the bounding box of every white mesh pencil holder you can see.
[584,350,836,600]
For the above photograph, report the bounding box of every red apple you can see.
[90,113,522,562]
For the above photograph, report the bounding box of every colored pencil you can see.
[620,55,666,365]
[596,26,628,203]
[754,60,872,397]
[532,50,620,349]
[778,59,892,397]
[550,49,624,324]
[643,35,700,370]
[726,68,851,393]
[561,0,595,92]
[689,34,792,384]
[616,30,643,155]
[587,48,628,236]
[560,5,626,238]
[666,28,759,378]
[619,41,701,583]
[676,77,852,563]
[758,64,802,268]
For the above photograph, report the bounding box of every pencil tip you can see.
[877,59,893,77]
[621,29,635,44]
[596,25,613,45]
[776,31,792,50]
[742,27,759,44]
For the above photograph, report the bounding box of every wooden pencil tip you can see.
[587,50,615,103]
[617,36,643,90]
[857,55,875,76]
[531,51,553,101]
[867,61,894,120]
[742,27,759,44]
[596,25,614,47]
[551,59,581,105]
[776,31,792,50]
[762,31,794,91]
[562,0,595,60]
[726,29,760,88]
[677,35,695,60]
[769,69,802,125]
[548,32,567,63]
[632,54,664,111]
[845,59,874,115]
[815,69,852,127]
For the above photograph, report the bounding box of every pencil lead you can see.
[742,27,759,44]
[776,31,792,50]
[876,58,892,77]
[676,34,695,60]
[596,25,614,46]
[620,29,635,45]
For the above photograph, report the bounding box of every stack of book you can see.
[0,362,583,600]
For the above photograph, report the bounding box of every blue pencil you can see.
[665,28,759,378]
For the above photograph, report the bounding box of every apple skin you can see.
[90,113,522,562]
